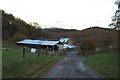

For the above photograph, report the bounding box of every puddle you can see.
[77,62,86,71]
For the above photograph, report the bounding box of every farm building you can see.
[57,38,76,51]
[16,39,59,51]
[16,38,76,52]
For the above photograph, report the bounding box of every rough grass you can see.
[85,52,119,78]
[2,44,64,78]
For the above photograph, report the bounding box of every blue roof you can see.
[41,41,59,46]
[16,39,59,46]
[16,39,41,45]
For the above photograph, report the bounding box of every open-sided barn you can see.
[16,39,59,51]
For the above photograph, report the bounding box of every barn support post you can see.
[23,47,26,59]
[46,45,48,55]
[52,46,54,55]
[37,50,40,57]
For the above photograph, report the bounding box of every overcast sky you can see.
[0,0,117,30]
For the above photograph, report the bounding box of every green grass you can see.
[2,44,64,78]
[85,52,119,78]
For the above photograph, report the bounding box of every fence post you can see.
[38,45,40,57]
[23,47,25,59]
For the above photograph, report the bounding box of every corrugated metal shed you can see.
[59,38,69,43]
[16,39,41,45]
[41,41,59,46]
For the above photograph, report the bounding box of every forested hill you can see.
[2,10,79,43]
[2,10,118,49]
[44,27,78,32]
[2,10,60,43]
[57,26,118,47]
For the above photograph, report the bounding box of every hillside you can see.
[55,27,118,50]
[2,10,59,43]
[2,10,118,51]
[44,27,78,33]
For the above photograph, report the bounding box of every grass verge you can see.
[85,52,119,78]
[2,44,64,78]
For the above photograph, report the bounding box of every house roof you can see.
[16,39,59,46]
[63,44,76,49]
[59,38,69,43]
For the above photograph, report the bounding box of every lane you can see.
[42,52,102,78]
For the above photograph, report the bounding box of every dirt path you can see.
[42,51,103,78]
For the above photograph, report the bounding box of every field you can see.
[85,51,119,78]
[2,44,64,78]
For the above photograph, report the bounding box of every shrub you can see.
[80,37,96,55]
[10,33,27,43]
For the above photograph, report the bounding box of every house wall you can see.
[67,39,73,44]
[57,44,64,51]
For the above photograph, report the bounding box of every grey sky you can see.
[0,0,117,30]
